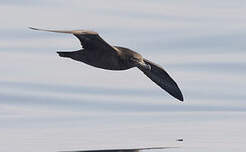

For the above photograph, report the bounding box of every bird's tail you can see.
[57,51,72,58]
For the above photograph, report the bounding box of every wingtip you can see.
[178,94,184,102]
[176,90,184,102]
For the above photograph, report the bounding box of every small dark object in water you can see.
[29,27,184,101]
[176,138,183,142]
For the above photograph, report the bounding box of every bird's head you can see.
[128,55,151,71]
[116,46,151,71]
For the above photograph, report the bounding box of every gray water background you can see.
[0,0,246,152]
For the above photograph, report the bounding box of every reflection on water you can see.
[0,0,246,152]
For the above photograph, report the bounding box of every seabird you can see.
[60,146,178,152]
[29,27,184,101]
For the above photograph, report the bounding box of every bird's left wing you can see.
[139,58,184,101]
[29,27,119,55]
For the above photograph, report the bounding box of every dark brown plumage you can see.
[29,27,184,101]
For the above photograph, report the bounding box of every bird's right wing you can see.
[139,58,184,101]
[29,27,119,55]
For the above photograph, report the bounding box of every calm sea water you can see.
[0,0,246,152]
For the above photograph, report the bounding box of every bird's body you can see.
[57,47,140,70]
[30,27,184,101]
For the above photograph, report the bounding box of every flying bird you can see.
[29,27,184,101]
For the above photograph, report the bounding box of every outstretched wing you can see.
[139,58,184,101]
[29,27,119,54]
[60,146,178,152]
